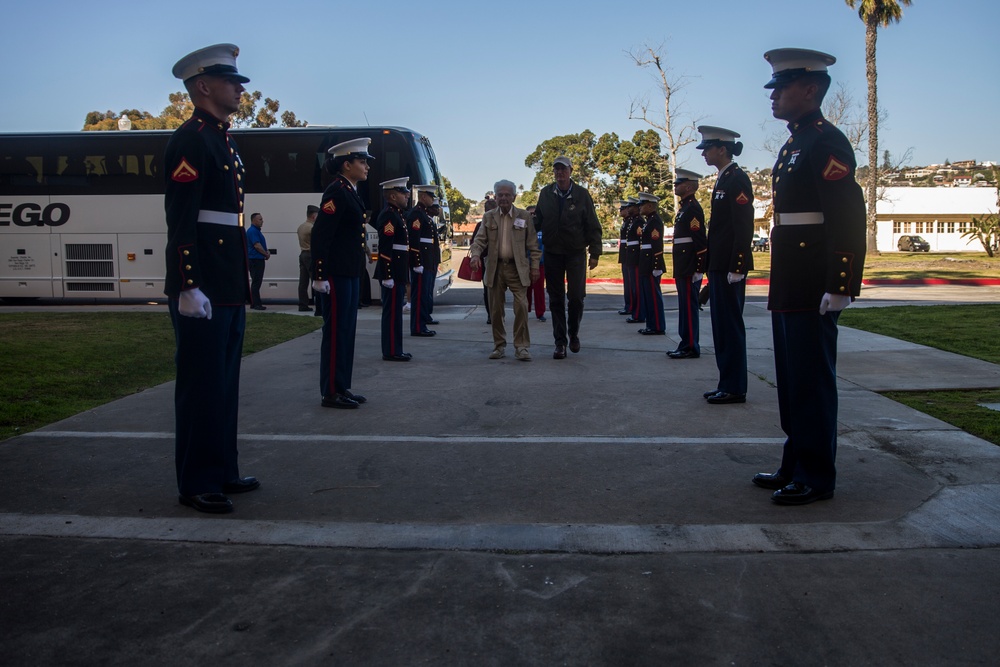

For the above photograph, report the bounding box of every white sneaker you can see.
[403,302,411,313]
[515,348,532,361]
[489,349,505,359]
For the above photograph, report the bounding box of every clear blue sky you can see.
[2,0,996,200]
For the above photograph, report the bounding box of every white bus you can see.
[0,126,453,303]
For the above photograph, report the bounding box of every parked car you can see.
[752,234,769,252]
[897,235,930,252]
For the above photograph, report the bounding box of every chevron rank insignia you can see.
[691,219,701,230]
[322,200,336,214]
[412,220,421,230]
[822,156,850,181]
[735,191,749,205]
[171,158,198,183]
[651,229,660,239]
[384,222,395,235]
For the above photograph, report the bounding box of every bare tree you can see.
[627,42,702,211]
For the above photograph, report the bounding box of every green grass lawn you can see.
[586,250,1000,281]
[0,312,322,441]
[840,304,1000,446]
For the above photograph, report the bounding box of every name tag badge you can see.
[514,218,526,229]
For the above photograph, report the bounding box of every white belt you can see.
[776,212,824,226]
[392,244,410,251]
[626,241,639,246]
[673,237,692,244]
[640,243,652,249]
[420,237,434,244]
[197,210,240,226]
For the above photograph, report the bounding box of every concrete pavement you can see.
[2,282,1000,665]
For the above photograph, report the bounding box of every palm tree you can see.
[845,0,912,255]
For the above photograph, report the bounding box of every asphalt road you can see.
[2,281,1000,666]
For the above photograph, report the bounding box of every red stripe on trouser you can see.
[414,274,423,326]
[683,280,694,344]
[648,276,663,329]
[390,286,398,354]
[328,280,338,393]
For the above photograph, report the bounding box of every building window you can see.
[893,221,901,234]
[915,221,925,234]
[958,221,970,233]
[946,221,955,234]
[903,221,912,233]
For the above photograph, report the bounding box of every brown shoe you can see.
[569,336,581,353]
[553,345,567,359]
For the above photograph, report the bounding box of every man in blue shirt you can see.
[246,212,270,310]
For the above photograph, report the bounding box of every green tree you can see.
[845,0,913,255]
[524,130,598,193]
[442,176,470,228]
[83,91,306,131]
[960,170,1000,257]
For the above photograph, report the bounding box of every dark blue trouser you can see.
[772,309,841,492]
[675,275,702,353]
[319,275,359,397]
[708,271,747,395]
[630,266,644,321]
[638,273,665,332]
[381,282,405,356]
[410,267,434,333]
[169,301,244,497]
[423,262,437,321]
[621,263,632,311]
[544,250,587,346]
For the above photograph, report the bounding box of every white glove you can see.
[178,288,212,319]
[381,279,395,289]
[652,269,663,277]
[727,272,745,284]
[311,279,330,294]
[413,266,424,274]
[692,272,704,284]
[819,293,852,315]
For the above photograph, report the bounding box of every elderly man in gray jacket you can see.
[470,180,541,361]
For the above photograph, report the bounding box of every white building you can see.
[875,187,998,252]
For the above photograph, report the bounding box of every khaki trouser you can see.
[488,260,530,352]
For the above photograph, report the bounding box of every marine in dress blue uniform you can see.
[751,49,867,505]
[407,185,439,336]
[698,126,755,404]
[374,177,412,361]
[616,200,632,315]
[311,138,373,409]
[623,198,645,324]
[668,169,708,359]
[164,44,258,514]
[636,193,667,335]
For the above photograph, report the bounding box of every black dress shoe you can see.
[383,354,411,362]
[223,477,260,494]
[752,472,790,490]
[707,391,746,404]
[668,349,700,359]
[343,390,367,404]
[569,336,581,353]
[537,316,546,322]
[703,389,720,399]
[411,330,436,337]
[179,493,233,514]
[298,306,313,312]
[638,329,665,335]
[625,317,644,324]
[618,309,629,315]
[553,345,567,359]
[426,319,440,325]
[771,482,834,505]
[322,394,359,408]
[250,305,266,311]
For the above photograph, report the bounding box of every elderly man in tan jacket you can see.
[470,179,541,361]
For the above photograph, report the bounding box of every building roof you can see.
[878,187,998,216]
